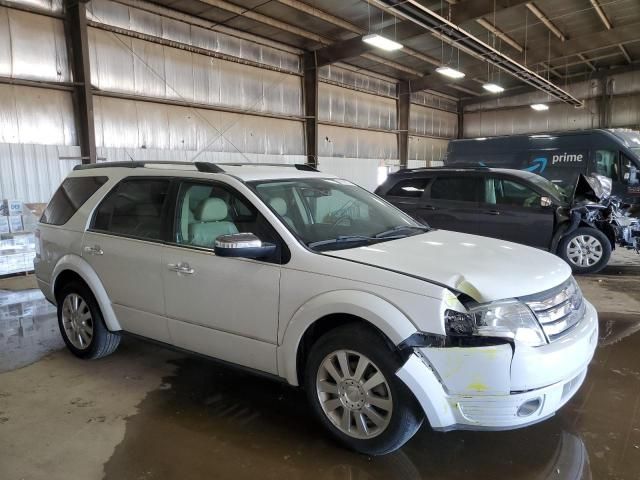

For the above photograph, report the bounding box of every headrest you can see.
[195,198,228,222]
[269,197,288,216]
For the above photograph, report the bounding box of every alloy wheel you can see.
[316,350,393,439]
[566,235,603,268]
[61,293,94,350]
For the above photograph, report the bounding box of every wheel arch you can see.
[277,290,419,386]
[52,254,121,331]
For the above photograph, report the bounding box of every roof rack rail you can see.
[214,162,319,172]
[395,165,490,174]
[72,161,318,173]
[73,161,224,173]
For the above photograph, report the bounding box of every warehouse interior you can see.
[1,0,640,478]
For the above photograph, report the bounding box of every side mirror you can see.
[540,196,553,207]
[214,233,276,259]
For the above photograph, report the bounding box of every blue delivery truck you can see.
[444,129,640,204]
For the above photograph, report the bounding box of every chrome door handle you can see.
[485,210,501,215]
[422,204,437,211]
[83,245,104,255]
[167,262,195,275]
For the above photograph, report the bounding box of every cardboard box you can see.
[1,199,23,216]
[0,217,8,234]
[8,215,23,233]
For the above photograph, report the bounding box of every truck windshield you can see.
[250,178,428,251]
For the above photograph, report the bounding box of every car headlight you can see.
[445,299,547,347]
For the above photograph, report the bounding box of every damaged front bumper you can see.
[396,300,598,431]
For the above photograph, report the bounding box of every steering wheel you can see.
[327,214,353,233]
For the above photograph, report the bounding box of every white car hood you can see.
[325,229,571,302]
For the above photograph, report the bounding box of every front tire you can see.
[304,324,424,455]
[557,227,611,274]
[57,281,120,359]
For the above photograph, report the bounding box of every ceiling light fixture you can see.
[362,34,403,51]
[436,66,465,79]
[530,103,549,111]
[482,83,505,93]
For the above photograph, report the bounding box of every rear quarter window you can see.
[40,176,108,226]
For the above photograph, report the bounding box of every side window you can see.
[41,176,108,225]
[621,154,639,186]
[593,150,620,181]
[387,178,429,198]
[175,182,279,251]
[92,178,170,241]
[430,176,481,202]
[485,178,541,208]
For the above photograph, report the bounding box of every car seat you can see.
[189,198,238,247]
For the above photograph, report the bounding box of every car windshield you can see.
[250,178,429,251]
[526,174,568,203]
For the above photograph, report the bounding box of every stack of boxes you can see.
[0,288,60,372]
[0,199,43,276]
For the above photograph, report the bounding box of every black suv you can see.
[375,167,613,274]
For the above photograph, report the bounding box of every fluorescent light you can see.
[530,103,549,111]
[482,83,505,93]
[436,66,465,79]
[362,34,403,51]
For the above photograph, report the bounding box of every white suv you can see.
[35,161,598,455]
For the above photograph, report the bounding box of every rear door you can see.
[82,177,172,342]
[477,175,555,249]
[418,175,484,234]
[380,177,429,218]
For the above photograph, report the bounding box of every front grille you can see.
[521,278,585,341]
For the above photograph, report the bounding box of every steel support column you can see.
[457,103,464,139]
[65,0,96,164]
[599,74,613,129]
[397,82,410,169]
[303,52,318,168]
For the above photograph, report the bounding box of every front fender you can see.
[277,290,419,386]
[52,254,121,332]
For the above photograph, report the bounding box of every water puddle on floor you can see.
[102,312,640,480]
[0,289,63,373]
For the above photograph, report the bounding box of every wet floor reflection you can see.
[0,289,62,373]
[102,312,640,480]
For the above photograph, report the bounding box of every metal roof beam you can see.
[273,0,439,67]
[372,0,582,105]
[527,2,596,72]
[475,18,523,53]
[589,0,634,65]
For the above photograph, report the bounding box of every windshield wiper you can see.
[374,225,430,239]
[308,234,406,249]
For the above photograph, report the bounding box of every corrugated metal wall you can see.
[0,0,307,201]
[407,92,456,167]
[93,96,304,157]
[463,73,640,137]
[1,0,460,199]
[316,66,399,190]
[0,7,70,82]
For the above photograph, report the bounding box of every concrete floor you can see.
[1,250,639,480]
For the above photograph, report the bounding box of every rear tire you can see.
[557,227,611,274]
[57,281,120,359]
[304,324,424,456]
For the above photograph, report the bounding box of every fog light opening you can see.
[517,398,541,417]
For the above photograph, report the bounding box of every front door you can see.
[162,180,282,374]
[477,176,555,249]
[82,177,172,342]
[383,177,430,220]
